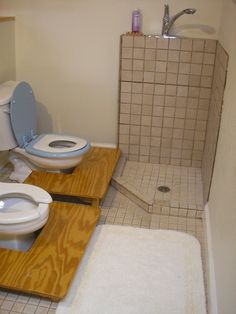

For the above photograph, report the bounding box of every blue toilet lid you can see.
[10,82,37,148]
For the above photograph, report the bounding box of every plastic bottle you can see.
[132,9,141,33]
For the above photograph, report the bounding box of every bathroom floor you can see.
[0,162,207,314]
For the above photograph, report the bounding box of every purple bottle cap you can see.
[132,9,140,33]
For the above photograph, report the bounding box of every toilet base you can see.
[9,152,76,182]
[0,233,36,252]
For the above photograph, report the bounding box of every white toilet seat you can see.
[25,133,90,158]
[0,207,40,224]
[0,182,52,203]
[0,183,52,234]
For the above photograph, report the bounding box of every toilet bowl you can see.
[0,81,90,182]
[0,182,52,251]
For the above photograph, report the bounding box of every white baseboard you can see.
[91,142,117,149]
[204,204,218,314]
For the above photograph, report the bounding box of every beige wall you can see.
[0,20,15,166]
[0,0,222,144]
[0,20,15,83]
[208,0,236,313]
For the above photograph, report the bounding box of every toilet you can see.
[0,182,52,251]
[0,81,90,182]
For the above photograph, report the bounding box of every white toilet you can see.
[0,182,52,251]
[0,81,90,182]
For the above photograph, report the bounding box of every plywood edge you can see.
[0,17,15,22]
[25,147,121,202]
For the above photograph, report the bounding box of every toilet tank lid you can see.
[0,81,21,106]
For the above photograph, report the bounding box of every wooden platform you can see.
[25,147,120,206]
[0,202,100,301]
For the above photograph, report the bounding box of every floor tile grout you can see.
[0,162,207,313]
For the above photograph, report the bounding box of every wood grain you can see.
[25,147,120,202]
[0,202,100,300]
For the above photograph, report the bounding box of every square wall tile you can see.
[122,47,133,58]
[133,48,144,59]
[157,38,169,49]
[192,39,205,52]
[181,39,193,51]
[145,49,156,60]
[144,60,155,71]
[119,34,224,168]
[134,36,145,48]
[156,49,168,61]
[169,38,181,50]
[145,37,157,49]
[122,35,134,47]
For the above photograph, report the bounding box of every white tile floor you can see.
[0,163,207,314]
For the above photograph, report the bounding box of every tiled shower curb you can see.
[112,157,204,218]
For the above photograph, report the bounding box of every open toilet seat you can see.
[0,182,52,234]
[25,133,90,158]
[0,80,90,160]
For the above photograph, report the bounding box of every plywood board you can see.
[0,202,100,301]
[25,147,120,203]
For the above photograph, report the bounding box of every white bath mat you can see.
[57,225,206,314]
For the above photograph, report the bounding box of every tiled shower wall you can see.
[118,35,217,167]
[118,35,228,203]
[202,42,228,202]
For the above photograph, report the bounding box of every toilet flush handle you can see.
[3,106,10,114]
[22,135,29,148]
[30,129,37,139]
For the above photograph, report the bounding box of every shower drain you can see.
[157,185,171,193]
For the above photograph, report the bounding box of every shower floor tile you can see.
[112,160,204,217]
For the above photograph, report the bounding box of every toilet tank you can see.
[0,82,18,150]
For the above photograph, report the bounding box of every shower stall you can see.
[116,34,228,218]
